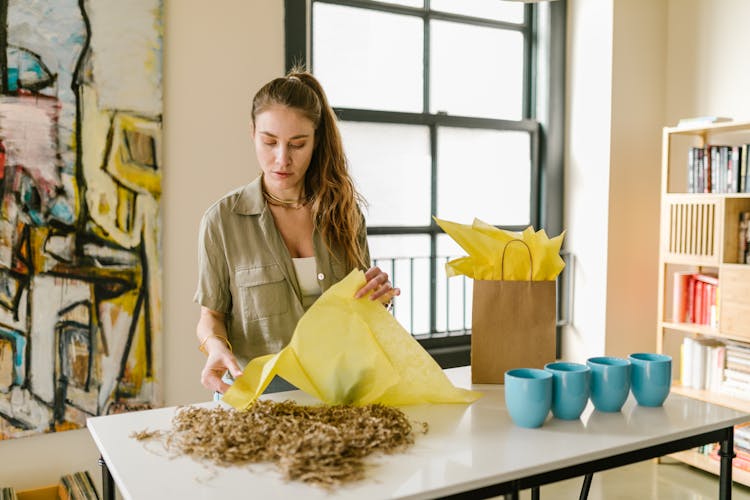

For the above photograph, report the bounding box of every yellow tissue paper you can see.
[223,270,482,409]
[434,217,565,281]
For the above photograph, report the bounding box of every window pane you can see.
[430,0,524,23]
[430,20,523,120]
[368,235,431,335]
[436,234,472,333]
[313,3,423,112]
[436,127,530,226]
[377,0,423,7]
[341,122,431,227]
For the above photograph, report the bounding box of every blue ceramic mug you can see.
[544,362,591,420]
[586,356,631,412]
[504,368,552,428]
[629,353,672,407]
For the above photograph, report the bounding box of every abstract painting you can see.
[0,0,162,439]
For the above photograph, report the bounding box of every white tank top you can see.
[292,257,322,309]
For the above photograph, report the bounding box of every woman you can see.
[194,69,399,395]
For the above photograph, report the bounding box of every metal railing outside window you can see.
[376,248,571,343]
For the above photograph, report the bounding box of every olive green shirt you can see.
[194,175,370,367]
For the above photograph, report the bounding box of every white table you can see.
[87,366,748,499]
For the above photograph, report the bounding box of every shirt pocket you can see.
[235,265,289,321]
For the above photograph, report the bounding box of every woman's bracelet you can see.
[198,334,233,355]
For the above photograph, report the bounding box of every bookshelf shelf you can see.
[661,322,750,345]
[660,322,718,337]
[658,121,750,484]
[666,120,750,136]
[671,384,750,413]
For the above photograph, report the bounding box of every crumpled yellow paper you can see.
[434,217,565,281]
[223,270,482,409]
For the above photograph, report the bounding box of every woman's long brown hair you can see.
[251,68,368,271]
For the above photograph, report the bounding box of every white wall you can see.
[563,0,614,361]
[665,0,750,123]
[0,0,281,491]
[605,0,666,357]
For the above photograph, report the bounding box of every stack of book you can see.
[680,336,725,390]
[704,422,750,472]
[687,144,750,193]
[2,472,100,500]
[718,342,750,400]
[672,272,719,327]
[58,471,99,500]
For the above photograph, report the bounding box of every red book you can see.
[686,275,696,323]
[702,283,711,326]
[694,280,705,325]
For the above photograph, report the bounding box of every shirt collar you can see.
[231,175,265,215]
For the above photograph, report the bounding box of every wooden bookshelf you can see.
[657,121,750,485]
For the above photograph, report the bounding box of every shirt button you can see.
[317,273,325,281]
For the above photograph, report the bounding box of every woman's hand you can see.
[197,307,243,393]
[355,266,401,305]
[199,337,243,394]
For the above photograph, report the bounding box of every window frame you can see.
[284,0,566,364]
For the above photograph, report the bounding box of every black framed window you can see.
[285,0,565,365]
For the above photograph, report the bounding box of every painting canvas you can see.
[0,0,162,439]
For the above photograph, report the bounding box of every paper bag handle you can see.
[500,239,533,281]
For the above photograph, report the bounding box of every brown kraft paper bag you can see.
[471,279,556,384]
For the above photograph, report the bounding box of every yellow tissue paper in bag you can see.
[223,270,482,409]
[434,217,565,281]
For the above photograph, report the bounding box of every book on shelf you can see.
[726,345,750,360]
[672,271,693,323]
[731,145,742,193]
[726,359,750,372]
[724,367,750,383]
[0,488,16,500]
[741,144,749,193]
[740,212,750,264]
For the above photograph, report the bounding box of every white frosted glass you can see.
[430,20,523,120]
[367,235,431,335]
[367,235,430,260]
[313,3,423,112]
[436,235,473,332]
[341,122,431,227]
[437,232,465,258]
[431,0,524,23]
[379,0,423,6]
[436,127,530,226]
